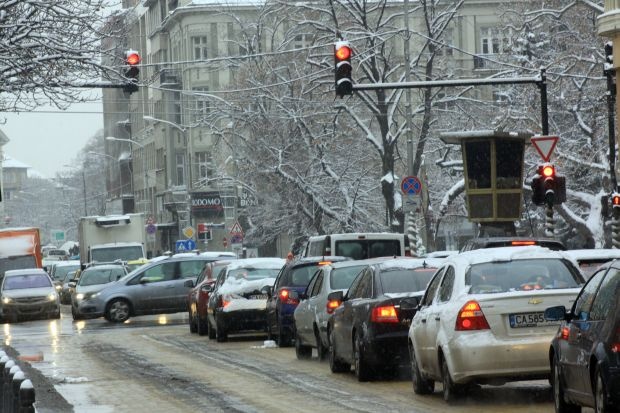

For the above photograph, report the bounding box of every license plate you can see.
[509,312,558,328]
[249,294,267,300]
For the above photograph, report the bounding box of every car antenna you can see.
[423,260,428,268]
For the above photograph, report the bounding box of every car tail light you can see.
[611,327,620,353]
[318,261,332,266]
[326,299,341,314]
[455,300,490,331]
[278,288,299,305]
[511,241,536,246]
[371,305,399,323]
[560,327,570,341]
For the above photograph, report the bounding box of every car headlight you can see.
[55,285,61,291]
[47,292,58,301]
[1,297,11,304]
[78,292,99,301]
[75,293,85,300]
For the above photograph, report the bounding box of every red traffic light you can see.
[335,45,351,61]
[126,51,141,65]
[542,165,555,177]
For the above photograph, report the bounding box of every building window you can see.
[480,27,511,55]
[294,34,310,49]
[192,36,208,60]
[176,153,185,186]
[437,28,454,57]
[195,151,213,183]
[192,88,210,122]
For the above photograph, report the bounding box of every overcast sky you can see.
[1,100,104,179]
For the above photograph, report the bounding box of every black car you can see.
[327,257,440,381]
[545,260,620,413]
[207,258,285,342]
[265,256,350,347]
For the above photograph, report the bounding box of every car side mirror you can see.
[139,278,150,284]
[544,305,568,322]
[327,290,344,303]
[68,282,76,288]
[261,285,273,297]
[184,279,194,288]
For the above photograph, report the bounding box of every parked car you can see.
[265,256,350,347]
[561,248,620,280]
[294,258,388,360]
[207,258,285,342]
[188,258,235,335]
[86,255,216,323]
[303,233,411,259]
[0,268,60,322]
[408,246,584,403]
[460,237,566,252]
[70,263,129,320]
[545,259,620,413]
[327,257,441,381]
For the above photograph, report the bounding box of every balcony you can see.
[159,68,181,86]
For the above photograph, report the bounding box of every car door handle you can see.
[421,318,427,323]
[434,317,440,321]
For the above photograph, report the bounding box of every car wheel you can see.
[106,299,131,323]
[553,355,581,413]
[207,317,216,340]
[441,357,461,404]
[295,336,312,360]
[328,328,350,373]
[410,345,434,395]
[189,310,197,333]
[197,314,208,336]
[354,333,372,382]
[315,328,327,361]
[594,366,609,413]
[277,323,292,347]
[215,316,227,342]
[71,306,82,321]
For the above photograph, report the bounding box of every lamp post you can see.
[87,151,123,198]
[105,136,149,214]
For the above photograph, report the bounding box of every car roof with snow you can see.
[447,245,569,267]
[225,257,286,270]
[373,257,446,270]
[561,248,620,261]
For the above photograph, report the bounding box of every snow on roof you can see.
[225,257,285,270]
[452,246,566,267]
[561,249,620,261]
[376,257,445,270]
[2,155,30,170]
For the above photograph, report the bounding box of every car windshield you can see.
[227,267,280,281]
[335,240,401,259]
[379,268,436,294]
[330,265,365,290]
[91,246,143,262]
[3,274,51,290]
[79,268,125,286]
[466,259,582,294]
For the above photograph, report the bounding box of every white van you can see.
[302,233,411,260]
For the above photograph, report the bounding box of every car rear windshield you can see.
[54,265,80,281]
[91,246,143,262]
[3,274,51,290]
[379,268,436,294]
[285,264,323,287]
[79,268,126,286]
[330,265,365,290]
[228,267,280,281]
[466,259,582,294]
[335,240,401,259]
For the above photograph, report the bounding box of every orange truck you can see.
[0,227,43,277]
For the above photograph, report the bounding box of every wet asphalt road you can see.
[0,306,593,413]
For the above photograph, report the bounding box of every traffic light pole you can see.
[351,70,550,136]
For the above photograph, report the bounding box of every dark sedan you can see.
[327,258,440,381]
[188,259,233,336]
[545,259,620,413]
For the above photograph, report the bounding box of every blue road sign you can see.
[175,239,196,253]
[401,176,422,195]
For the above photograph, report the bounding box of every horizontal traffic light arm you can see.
[351,75,542,91]
[45,81,139,89]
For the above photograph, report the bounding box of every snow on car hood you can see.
[384,291,425,299]
[225,258,285,271]
[218,277,276,296]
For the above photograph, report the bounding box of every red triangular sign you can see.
[531,135,559,162]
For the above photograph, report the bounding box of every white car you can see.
[408,246,585,403]
[561,248,620,280]
[0,268,60,322]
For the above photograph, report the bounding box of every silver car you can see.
[87,256,215,323]
[70,264,129,320]
[0,268,60,322]
[294,259,387,359]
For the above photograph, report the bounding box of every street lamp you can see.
[105,136,149,214]
[87,151,123,197]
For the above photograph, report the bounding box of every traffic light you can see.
[613,193,620,210]
[334,41,352,98]
[123,49,141,94]
[541,164,556,207]
[531,164,567,207]
[531,174,544,206]
[605,41,614,76]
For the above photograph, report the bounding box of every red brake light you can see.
[560,327,570,341]
[318,261,332,266]
[326,299,341,314]
[371,305,399,323]
[612,327,620,352]
[278,288,299,305]
[511,241,536,246]
[455,300,490,331]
